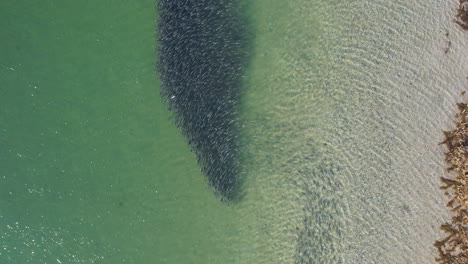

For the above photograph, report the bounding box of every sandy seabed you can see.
[237,0,468,263]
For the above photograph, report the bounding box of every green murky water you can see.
[0,1,247,263]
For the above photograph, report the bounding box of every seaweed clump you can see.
[157,0,249,201]
[455,0,468,30]
[436,102,468,263]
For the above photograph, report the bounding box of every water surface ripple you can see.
[237,0,466,263]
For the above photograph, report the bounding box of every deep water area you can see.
[157,0,250,200]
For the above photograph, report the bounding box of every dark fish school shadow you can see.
[157,0,252,202]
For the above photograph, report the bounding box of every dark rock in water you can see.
[456,1,468,30]
[157,0,249,201]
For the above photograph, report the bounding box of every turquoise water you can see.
[0,0,459,263]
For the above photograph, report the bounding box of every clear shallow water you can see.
[238,0,462,263]
[1,0,465,263]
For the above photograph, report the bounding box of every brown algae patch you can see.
[436,102,468,263]
[456,1,468,30]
